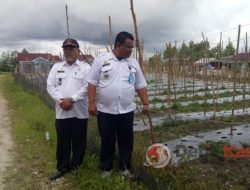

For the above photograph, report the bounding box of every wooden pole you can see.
[167,42,172,117]
[232,25,241,117]
[65,4,70,38]
[202,32,208,116]
[130,0,143,72]
[245,32,248,53]
[236,25,241,55]
[230,25,241,135]
[147,112,155,144]
[136,106,147,126]
[108,15,113,50]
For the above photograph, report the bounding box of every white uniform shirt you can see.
[47,60,90,119]
[87,52,147,114]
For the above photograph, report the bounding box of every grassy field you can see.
[0,75,144,190]
[1,74,250,190]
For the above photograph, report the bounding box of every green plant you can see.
[160,104,167,111]
[200,141,229,160]
[171,102,181,110]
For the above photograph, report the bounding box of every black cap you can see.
[62,38,79,48]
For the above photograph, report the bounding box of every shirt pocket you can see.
[73,72,85,79]
[55,73,66,87]
[73,72,86,88]
[100,65,113,80]
[99,65,116,87]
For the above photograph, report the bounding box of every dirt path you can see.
[0,85,13,190]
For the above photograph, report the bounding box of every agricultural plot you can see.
[134,74,250,162]
[131,73,250,189]
[12,64,250,189]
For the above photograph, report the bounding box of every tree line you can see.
[148,40,236,65]
[0,49,28,72]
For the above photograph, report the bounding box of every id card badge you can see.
[128,73,134,84]
[58,78,62,86]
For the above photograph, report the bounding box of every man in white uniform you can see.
[47,38,90,180]
[87,31,149,178]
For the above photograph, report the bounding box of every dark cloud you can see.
[1,0,250,56]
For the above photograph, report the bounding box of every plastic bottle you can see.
[45,131,50,141]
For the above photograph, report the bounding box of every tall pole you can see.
[167,42,172,117]
[202,32,209,116]
[108,15,113,50]
[245,32,248,53]
[130,0,143,73]
[231,24,241,135]
[66,4,70,38]
[236,25,241,55]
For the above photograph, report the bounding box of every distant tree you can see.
[163,44,177,59]
[0,50,18,72]
[223,42,235,56]
[148,54,162,69]
[190,40,210,60]
[21,48,29,54]
[179,43,190,58]
[209,43,223,58]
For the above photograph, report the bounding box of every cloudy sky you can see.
[1,0,250,58]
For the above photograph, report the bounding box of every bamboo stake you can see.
[202,32,209,116]
[191,43,195,102]
[167,42,172,117]
[230,25,241,135]
[65,4,70,38]
[130,0,143,72]
[246,32,248,53]
[242,69,246,112]
[106,46,110,52]
[108,15,113,50]
[147,112,155,144]
[210,70,216,117]
[136,105,147,126]
[236,25,241,55]
[183,59,187,98]
[242,32,248,112]
[232,26,241,116]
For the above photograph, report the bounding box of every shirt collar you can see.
[109,52,128,62]
[62,59,81,67]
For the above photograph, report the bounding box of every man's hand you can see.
[60,98,73,111]
[142,104,149,115]
[136,87,149,115]
[88,102,97,116]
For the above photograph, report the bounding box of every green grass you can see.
[0,71,10,75]
[1,74,250,190]
[0,75,145,190]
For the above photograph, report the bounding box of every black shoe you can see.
[49,171,66,181]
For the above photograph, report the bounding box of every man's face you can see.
[118,39,134,58]
[63,46,79,64]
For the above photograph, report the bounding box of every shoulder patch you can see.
[102,60,110,67]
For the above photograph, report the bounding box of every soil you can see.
[0,85,13,190]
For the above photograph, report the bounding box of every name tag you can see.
[128,73,134,84]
